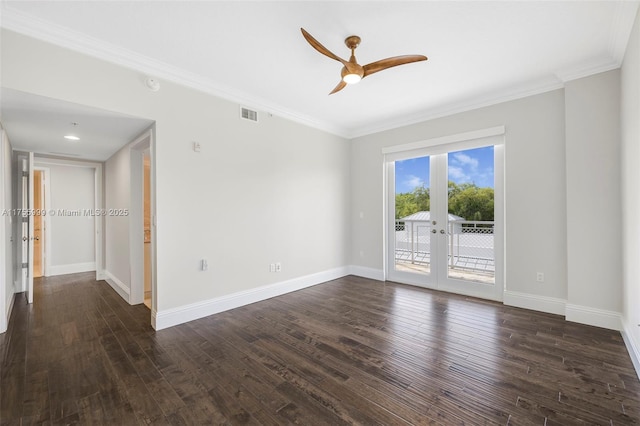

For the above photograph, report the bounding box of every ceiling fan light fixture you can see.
[343,73,362,84]
[301,28,427,94]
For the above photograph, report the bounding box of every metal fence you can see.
[395,220,495,275]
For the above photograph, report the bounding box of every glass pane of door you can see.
[445,146,495,284]
[393,155,432,277]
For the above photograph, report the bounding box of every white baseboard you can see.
[503,290,623,331]
[153,266,350,331]
[15,278,24,293]
[565,304,622,331]
[96,270,107,280]
[103,270,130,303]
[348,265,385,281]
[503,290,566,316]
[621,322,640,380]
[0,291,15,333]
[6,291,14,323]
[48,262,95,276]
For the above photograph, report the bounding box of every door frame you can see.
[15,151,34,303]
[128,129,155,315]
[33,167,49,277]
[34,157,104,281]
[382,126,506,301]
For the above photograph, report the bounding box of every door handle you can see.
[431,229,437,234]
[35,236,39,241]
[440,229,446,234]
[22,236,27,242]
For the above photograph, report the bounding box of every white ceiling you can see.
[0,88,153,161]
[1,1,638,146]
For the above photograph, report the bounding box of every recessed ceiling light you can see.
[64,135,80,141]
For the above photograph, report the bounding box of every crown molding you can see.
[0,5,350,139]
[348,76,565,139]
[609,1,640,65]
[351,43,630,139]
[555,57,621,84]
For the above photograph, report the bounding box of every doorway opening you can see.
[384,127,505,301]
[31,157,103,287]
[143,150,151,308]
[126,128,155,319]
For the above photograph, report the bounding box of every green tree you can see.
[414,186,430,212]
[395,192,418,219]
[448,184,494,221]
[396,182,493,221]
[448,181,477,198]
[395,185,430,219]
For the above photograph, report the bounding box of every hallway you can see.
[0,272,151,423]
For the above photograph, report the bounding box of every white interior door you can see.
[27,152,34,303]
[386,139,504,301]
[19,152,34,303]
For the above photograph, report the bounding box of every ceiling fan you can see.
[301,28,428,95]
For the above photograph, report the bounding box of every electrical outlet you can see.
[269,263,276,273]
[275,262,282,272]
[536,272,544,282]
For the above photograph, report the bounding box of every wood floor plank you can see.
[2,272,640,425]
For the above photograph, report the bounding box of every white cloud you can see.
[404,175,424,189]
[448,166,470,182]
[451,152,479,170]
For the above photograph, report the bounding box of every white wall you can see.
[0,127,14,333]
[621,8,640,375]
[351,90,569,308]
[0,29,351,328]
[565,70,622,327]
[104,135,134,298]
[46,164,96,275]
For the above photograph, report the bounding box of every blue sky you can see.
[395,146,494,193]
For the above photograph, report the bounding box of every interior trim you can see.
[381,126,505,156]
[565,303,623,331]
[503,290,567,316]
[104,269,131,302]
[622,324,640,380]
[154,266,350,331]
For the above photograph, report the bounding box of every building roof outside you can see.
[400,211,465,222]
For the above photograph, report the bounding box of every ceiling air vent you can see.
[240,106,258,123]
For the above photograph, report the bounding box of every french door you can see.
[385,132,504,301]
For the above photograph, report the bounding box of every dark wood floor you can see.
[1,273,639,425]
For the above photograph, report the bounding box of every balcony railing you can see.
[395,219,495,276]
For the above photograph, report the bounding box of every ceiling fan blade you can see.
[363,55,428,78]
[329,80,347,95]
[301,28,348,66]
